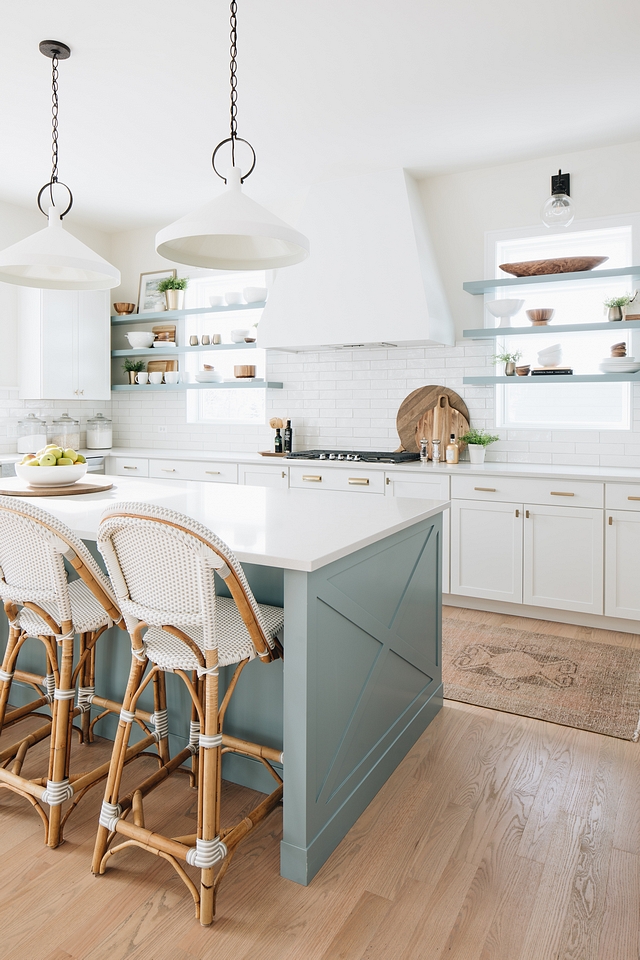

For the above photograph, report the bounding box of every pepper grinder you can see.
[431,438,442,465]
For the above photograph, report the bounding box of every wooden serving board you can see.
[258,451,287,457]
[147,359,178,374]
[396,385,470,456]
[0,478,113,497]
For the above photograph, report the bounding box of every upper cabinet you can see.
[258,168,454,352]
[19,289,110,401]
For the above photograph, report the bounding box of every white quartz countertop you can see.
[99,447,640,484]
[26,476,448,572]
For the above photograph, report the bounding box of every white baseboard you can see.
[443,594,640,634]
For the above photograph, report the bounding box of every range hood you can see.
[258,168,454,352]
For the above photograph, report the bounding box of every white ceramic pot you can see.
[467,444,486,464]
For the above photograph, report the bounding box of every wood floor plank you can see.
[598,848,640,960]
[397,858,478,960]
[318,890,392,960]
[478,855,544,960]
[359,878,435,960]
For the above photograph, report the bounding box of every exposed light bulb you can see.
[541,169,574,228]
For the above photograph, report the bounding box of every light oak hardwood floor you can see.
[0,607,638,960]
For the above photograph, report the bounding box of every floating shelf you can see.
[111,343,258,357]
[112,381,283,391]
[111,303,265,323]
[462,266,640,296]
[463,319,640,339]
[464,373,640,385]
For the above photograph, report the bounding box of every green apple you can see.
[75,454,86,464]
[63,448,77,461]
[25,459,40,466]
[39,453,57,467]
[48,447,63,460]
[20,454,36,464]
[56,457,74,466]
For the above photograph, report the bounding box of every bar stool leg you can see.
[152,669,170,765]
[47,628,75,848]
[198,655,220,926]
[0,624,21,731]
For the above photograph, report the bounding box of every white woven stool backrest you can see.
[0,495,119,628]
[98,502,276,660]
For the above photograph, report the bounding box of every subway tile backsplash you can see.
[2,340,639,466]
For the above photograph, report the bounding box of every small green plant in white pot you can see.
[491,350,522,376]
[157,276,189,311]
[458,429,500,464]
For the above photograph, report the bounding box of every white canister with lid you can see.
[50,413,80,451]
[86,413,113,450]
[17,413,48,454]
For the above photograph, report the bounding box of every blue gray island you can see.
[12,477,449,884]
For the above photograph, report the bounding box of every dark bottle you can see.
[274,428,283,454]
[283,419,293,453]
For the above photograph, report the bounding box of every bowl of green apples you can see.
[15,445,88,487]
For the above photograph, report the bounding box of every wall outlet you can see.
[157,425,167,434]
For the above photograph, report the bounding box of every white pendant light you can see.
[156,2,309,271]
[0,41,120,291]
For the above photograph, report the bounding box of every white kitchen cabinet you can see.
[523,504,603,615]
[385,471,450,593]
[108,457,149,478]
[450,499,523,603]
[148,459,237,484]
[605,509,640,620]
[239,462,289,489]
[19,289,110,401]
[289,465,384,494]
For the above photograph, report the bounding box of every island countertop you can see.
[22,476,449,573]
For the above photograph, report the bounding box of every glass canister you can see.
[17,413,48,454]
[50,413,81,451]
[86,413,112,450]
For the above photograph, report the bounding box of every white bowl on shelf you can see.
[126,331,155,349]
[15,462,88,487]
[152,341,176,348]
[209,295,224,306]
[230,328,251,342]
[195,371,224,383]
[599,360,640,373]
[224,292,243,305]
[485,299,525,328]
[243,286,267,303]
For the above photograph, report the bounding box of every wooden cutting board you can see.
[147,359,178,374]
[0,478,113,497]
[396,386,470,456]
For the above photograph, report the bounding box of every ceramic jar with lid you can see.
[17,413,48,454]
[86,413,112,450]
[50,413,80,451]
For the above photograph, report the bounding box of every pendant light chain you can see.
[50,52,60,185]
[229,0,238,167]
[36,40,73,219]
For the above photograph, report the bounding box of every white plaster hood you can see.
[258,168,454,351]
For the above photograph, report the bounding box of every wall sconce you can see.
[541,169,574,228]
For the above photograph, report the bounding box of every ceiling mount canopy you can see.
[156,0,309,271]
[0,40,120,291]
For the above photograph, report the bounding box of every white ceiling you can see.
[2,0,640,232]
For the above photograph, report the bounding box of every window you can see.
[487,221,637,431]
[184,272,267,425]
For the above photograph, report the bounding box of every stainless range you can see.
[285,450,419,464]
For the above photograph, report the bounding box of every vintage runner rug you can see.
[443,620,640,741]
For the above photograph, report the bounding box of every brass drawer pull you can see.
[386,477,391,485]
[161,468,176,473]
[515,509,520,517]
[474,486,496,492]
[609,516,613,525]
[349,478,370,486]
[302,475,322,482]
[628,496,640,501]
[525,510,530,518]
[122,465,137,470]
[550,491,574,497]
[205,470,221,475]
[281,471,286,479]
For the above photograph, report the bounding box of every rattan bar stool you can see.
[92,502,284,927]
[0,496,165,847]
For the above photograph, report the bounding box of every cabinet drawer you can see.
[289,465,384,494]
[239,464,288,489]
[149,460,237,484]
[605,483,640,511]
[111,457,149,478]
[451,475,603,508]
[384,472,450,500]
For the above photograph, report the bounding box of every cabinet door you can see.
[239,463,289,489]
[76,291,110,400]
[385,473,450,593]
[523,504,603,615]
[450,499,523,602]
[41,291,78,400]
[605,510,640,620]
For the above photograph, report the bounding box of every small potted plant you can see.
[157,276,189,311]
[491,350,522,376]
[603,293,634,322]
[123,358,145,385]
[458,429,500,464]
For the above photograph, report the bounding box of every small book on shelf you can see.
[531,367,574,376]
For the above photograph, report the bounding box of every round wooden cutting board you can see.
[396,385,470,455]
[0,477,114,497]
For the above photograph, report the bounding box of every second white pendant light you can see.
[156,1,309,271]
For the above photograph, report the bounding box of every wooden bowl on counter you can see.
[234,365,256,378]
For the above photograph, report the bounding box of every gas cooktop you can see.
[286,450,419,463]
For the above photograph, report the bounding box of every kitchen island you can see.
[9,477,448,884]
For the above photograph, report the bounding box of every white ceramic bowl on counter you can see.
[126,331,155,349]
[15,462,88,487]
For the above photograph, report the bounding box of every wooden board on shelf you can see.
[0,477,113,497]
[258,451,287,457]
[147,359,178,373]
[396,386,470,455]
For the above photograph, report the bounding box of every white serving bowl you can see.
[126,331,155,349]
[243,286,268,303]
[485,299,525,327]
[195,372,224,383]
[230,328,251,342]
[225,292,244,305]
[209,295,224,306]
[599,361,640,373]
[15,462,88,487]
[537,343,563,366]
[152,341,176,348]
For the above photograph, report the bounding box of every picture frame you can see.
[137,268,177,313]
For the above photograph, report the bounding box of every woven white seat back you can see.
[0,496,118,631]
[98,502,277,655]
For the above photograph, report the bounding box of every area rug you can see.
[442,620,640,741]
